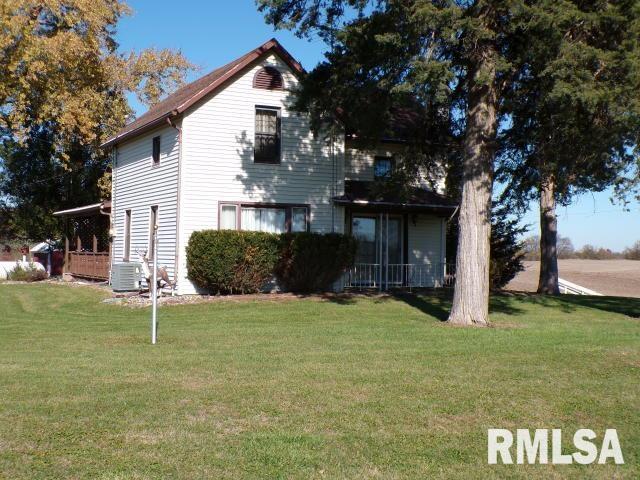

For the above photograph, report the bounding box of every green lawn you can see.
[1,284,639,479]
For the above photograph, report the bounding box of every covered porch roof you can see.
[333,181,457,216]
[53,200,111,217]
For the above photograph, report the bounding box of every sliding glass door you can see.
[351,214,403,286]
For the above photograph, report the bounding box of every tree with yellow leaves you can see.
[0,1,194,240]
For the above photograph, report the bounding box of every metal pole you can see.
[151,225,158,345]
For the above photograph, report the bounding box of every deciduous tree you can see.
[0,0,194,238]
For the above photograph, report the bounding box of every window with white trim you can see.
[220,204,238,230]
[241,207,286,233]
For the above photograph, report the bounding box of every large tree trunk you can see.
[447,49,498,327]
[537,177,560,294]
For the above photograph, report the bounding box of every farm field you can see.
[1,283,639,479]
[507,259,640,297]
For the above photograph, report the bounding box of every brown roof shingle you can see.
[102,38,304,147]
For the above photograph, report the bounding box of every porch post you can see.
[385,213,389,290]
[378,213,383,292]
[64,236,70,274]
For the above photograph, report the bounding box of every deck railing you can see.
[344,263,456,290]
[68,252,110,280]
[558,278,603,296]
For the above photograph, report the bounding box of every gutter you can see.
[332,198,458,210]
[101,110,179,149]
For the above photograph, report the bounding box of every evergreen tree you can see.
[257,1,560,324]
[498,1,640,294]
[488,204,526,290]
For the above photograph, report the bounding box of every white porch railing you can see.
[344,263,456,290]
[558,278,603,296]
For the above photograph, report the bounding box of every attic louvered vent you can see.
[253,66,284,90]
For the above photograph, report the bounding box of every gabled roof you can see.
[102,38,304,148]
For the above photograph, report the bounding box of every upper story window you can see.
[254,107,281,164]
[152,136,161,165]
[374,156,394,179]
[253,66,284,90]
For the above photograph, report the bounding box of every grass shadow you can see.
[392,289,526,321]
[502,291,640,319]
[555,295,640,318]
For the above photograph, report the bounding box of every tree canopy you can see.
[258,0,640,322]
[1,0,193,154]
[0,0,194,240]
[256,0,548,325]
[496,0,640,293]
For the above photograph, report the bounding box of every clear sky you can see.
[116,0,640,251]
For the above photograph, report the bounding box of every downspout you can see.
[106,146,117,284]
[166,116,182,293]
[330,130,336,233]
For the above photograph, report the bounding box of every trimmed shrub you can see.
[275,232,357,293]
[186,230,280,294]
[7,262,48,282]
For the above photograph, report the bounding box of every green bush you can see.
[186,230,280,294]
[7,262,48,282]
[275,232,357,293]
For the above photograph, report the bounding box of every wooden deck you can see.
[67,252,110,280]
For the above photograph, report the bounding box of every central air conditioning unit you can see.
[111,263,143,292]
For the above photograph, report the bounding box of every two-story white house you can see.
[103,39,457,295]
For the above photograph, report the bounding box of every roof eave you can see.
[332,198,457,210]
[101,113,177,149]
[53,202,104,217]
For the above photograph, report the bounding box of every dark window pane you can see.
[374,157,393,179]
[255,108,280,163]
[352,217,378,264]
[152,136,161,164]
[149,206,158,259]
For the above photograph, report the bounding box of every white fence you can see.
[344,263,455,290]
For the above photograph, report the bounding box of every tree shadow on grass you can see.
[504,291,640,319]
[392,289,525,321]
[548,295,639,318]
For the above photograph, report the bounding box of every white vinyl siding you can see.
[177,53,345,294]
[407,215,446,286]
[344,143,403,182]
[345,141,446,193]
[111,125,179,284]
